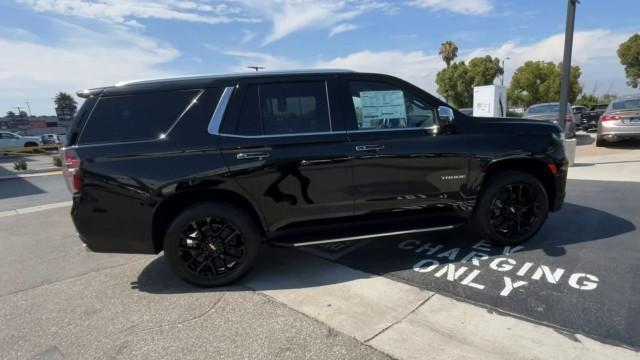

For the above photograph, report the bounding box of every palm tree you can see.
[54,92,78,114]
[439,41,459,69]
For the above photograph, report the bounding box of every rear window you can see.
[527,104,560,114]
[611,99,640,111]
[79,89,199,144]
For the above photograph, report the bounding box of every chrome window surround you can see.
[207,86,235,135]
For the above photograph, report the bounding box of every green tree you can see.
[576,93,599,108]
[54,92,78,114]
[599,93,617,104]
[436,56,503,108]
[439,40,459,69]
[508,61,582,108]
[617,34,640,89]
[6,111,16,118]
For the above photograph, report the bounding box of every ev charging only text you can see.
[398,239,599,297]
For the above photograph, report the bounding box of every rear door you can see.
[219,76,353,231]
[339,75,470,216]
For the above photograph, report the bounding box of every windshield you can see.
[527,104,560,114]
[611,99,640,111]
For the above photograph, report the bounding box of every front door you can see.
[340,77,470,216]
[219,78,353,231]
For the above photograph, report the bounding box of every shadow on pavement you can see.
[133,202,635,294]
[576,133,594,146]
[0,178,45,199]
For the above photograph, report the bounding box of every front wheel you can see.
[163,203,261,287]
[472,171,549,245]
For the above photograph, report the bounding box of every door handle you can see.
[355,145,385,152]
[236,152,270,160]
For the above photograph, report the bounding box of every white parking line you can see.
[0,201,72,218]
[0,171,62,181]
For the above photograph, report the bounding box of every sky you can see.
[1,0,639,115]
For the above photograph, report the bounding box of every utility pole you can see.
[247,66,265,72]
[501,57,511,87]
[25,101,32,116]
[559,0,579,133]
[13,106,25,117]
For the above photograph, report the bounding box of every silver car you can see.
[523,102,577,138]
[596,94,640,147]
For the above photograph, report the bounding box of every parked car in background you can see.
[579,104,608,132]
[41,133,58,145]
[459,108,473,116]
[57,133,67,145]
[523,102,576,138]
[572,105,587,117]
[64,70,567,287]
[596,95,640,147]
[0,131,42,150]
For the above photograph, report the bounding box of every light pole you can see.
[501,57,511,87]
[559,0,579,133]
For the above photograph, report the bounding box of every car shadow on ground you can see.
[132,201,635,294]
[576,133,595,146]
[600,139,640,149]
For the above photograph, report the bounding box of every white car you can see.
[0,132,42,150]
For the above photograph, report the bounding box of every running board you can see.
[272,223,463,247]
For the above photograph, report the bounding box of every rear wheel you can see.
[472,171,548,245]
[163,203,261,287]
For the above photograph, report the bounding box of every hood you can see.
[471,117,562,136]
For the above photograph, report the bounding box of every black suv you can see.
[63,70,567,286]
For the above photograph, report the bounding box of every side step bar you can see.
[273,223,463,247]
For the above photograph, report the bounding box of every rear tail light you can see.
[62,148,82,193]
[600,114,621,122]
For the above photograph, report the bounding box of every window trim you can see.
[208,86,236,135]
[217,80,335,138]
[345,79,438,132]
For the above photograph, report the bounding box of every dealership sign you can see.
[398,239,599,297]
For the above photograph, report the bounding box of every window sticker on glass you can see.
[359,90,407,128]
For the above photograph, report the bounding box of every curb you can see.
[0,170,62,181]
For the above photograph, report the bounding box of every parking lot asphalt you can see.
[314,178,640,350]
[0,209,391,360]
[1,141,639,359]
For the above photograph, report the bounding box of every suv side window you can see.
[260,82,330,135]
[349,81,436,130]
[80,89,199,144]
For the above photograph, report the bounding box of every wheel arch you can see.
[482,158,556,210]
[151,188,266,253]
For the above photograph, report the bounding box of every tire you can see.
[595,138,606,147]
[163,202,261,287]
[471,171,549,245]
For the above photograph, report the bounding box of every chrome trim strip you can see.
[347,126,438,133]
[163,89,204,137]
[325,81,333,132]
[291,225,458,247]
[116,69,355,87]
[220,131,340,139]
[208,86,235,135]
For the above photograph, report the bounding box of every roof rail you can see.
[115,69,355,87]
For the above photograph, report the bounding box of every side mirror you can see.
[437,106,454,126]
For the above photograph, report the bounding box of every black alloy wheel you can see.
[164,203,260,287]
[179,217,245,279]
[472,171,549,245]
[489,183,542,239]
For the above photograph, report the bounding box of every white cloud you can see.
[241,29,256,44]
[16,0,260,26]
[235,0,392,44]
[0,21,179,115]
[408,0,493,15]
[465,29,632,95]
[222,29,634,99]
[329,23,358,37]
[223,50,302,72]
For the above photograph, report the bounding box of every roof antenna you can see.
[247,66,265,72]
